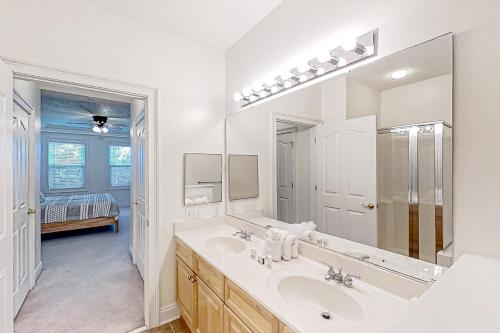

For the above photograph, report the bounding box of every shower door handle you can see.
[362,203,375,209]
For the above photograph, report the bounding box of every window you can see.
[48,142,86,190]
[109,145,131,187]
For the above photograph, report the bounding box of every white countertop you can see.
[176,224,409,333]
[386,254,500,333]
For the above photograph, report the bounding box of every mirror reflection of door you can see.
[316,116,377,247]
[276,129,296,223]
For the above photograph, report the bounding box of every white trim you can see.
[271,113,321,220]
[4,59,161,328]
[126,326,148,333]
[159,303,180,326]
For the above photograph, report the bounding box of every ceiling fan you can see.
[92,115,110,133]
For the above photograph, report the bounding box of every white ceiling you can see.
[347,35,452,91]
[82,0,282,50]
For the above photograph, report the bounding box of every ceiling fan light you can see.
[101,127,109,134]
[92,126,102,133]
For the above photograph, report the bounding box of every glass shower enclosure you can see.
[377,121,452,264]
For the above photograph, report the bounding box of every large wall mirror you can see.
[226,34,452,281]
[184,153,222,205]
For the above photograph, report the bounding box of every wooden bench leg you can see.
[114,218,119,233]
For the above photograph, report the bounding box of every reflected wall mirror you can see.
[228,154,259,200]
[226,34,453,281]
[184,153,222,205]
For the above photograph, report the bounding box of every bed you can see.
[41,193,120,234]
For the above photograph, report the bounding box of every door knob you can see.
[27,208,36,215]
[362,203,375,209]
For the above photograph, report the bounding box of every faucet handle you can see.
[345,273,361,279]
[342,273,361,288]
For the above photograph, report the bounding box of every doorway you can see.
[0,59,160,332]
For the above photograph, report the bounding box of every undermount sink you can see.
[272,274,364,324]
[204,236,246,253]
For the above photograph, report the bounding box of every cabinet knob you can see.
[187,275,196,283]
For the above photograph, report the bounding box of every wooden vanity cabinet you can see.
[177,257,198,332]
[176,239,288,333]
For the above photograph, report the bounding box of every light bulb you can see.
[317,53,332,63]
[366,45,375,56]
[280,71,293,80]
[265,78,276,86]
[233,92,243,102]
[249,95,258,102]
[92,126,101,133]
[297,63,311,73]
[338,58,347,67]
[259,91,268,98]
[341,38,358,51]
[102,127,109,134]
[391,69,408,79]
[270,86,279,94]
[284,80,293,88]
[252,83,263,92]
[299,74,308,82]
[242,87,252,97]
[316,67,325,75]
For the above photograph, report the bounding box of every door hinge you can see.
[314,137,317,144]
[146,219,149,227]
[314,185,318,191]
[290,142,294,148]
[291,182,294,189]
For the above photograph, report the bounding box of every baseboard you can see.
[159,303,180,326]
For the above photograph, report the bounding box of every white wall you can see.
[226,0,500,261]
[0,0,225,312]
[40,131,131,207]
[346,78,381,123]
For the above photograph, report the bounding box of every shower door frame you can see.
[378,120,452,261]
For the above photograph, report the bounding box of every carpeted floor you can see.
[15,208,144,333]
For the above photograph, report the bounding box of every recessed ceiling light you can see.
[391,69,409,79]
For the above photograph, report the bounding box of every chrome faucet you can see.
[233,229,253,241]
[321,261,361,288]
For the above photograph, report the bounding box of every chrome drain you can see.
[321,312,332,320]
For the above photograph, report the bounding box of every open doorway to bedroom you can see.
[12,79,147,333]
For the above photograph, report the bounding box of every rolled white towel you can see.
[268,228,289,241]
[264,237,282,262]
[282,234,295,261]
[301,221,317,231]
[291,236,299,259]
[265,228,283,241]
[302,229,317,243]
[185,198,194,205]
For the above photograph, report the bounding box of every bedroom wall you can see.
[0,0,225,316]
[226,0,500,261]
[40,131,131,207]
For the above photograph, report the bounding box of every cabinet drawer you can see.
[224,279,279,333]
[176,239,196,271]
[224,305,253,333]
[197,256,225,300]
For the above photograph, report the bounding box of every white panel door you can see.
[133,112,146,280]
[276,132,295,223]
[316,116,377,246]
[0,59,14,333]
[12,93,31,317]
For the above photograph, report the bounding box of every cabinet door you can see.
[224,306,253,333]
[197,279,223,333]
[279,322,295,333]
[177,257,198,331]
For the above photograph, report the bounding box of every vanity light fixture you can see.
[233,30,377,107]
[391,69,409,79]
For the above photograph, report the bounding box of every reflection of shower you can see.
[377,121,452,264]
